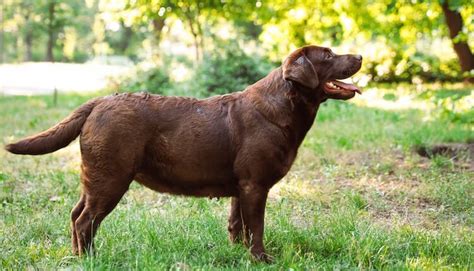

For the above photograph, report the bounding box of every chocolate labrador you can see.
[5,45,362,261]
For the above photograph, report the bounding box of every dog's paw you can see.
[229,232,243,244]
[227,222,243,244]
[251,250,274,263]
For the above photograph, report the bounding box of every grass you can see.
[0,86,473,270]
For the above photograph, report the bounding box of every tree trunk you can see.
[441,1,474,82]
[46,0,56,62]
[24,11,33,62]
[0,0,4,63]
[152,17,165,43]
[118,20,133,53]
[184,11,200,62]
[189,26,200,62]
[25,30,33,61]
[195,5,205,58]
[151,17,165,59]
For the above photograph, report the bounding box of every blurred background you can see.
[0,0,472,95]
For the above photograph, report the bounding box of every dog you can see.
[5,45,362,262]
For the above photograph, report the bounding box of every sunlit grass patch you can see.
[354,83,473,125]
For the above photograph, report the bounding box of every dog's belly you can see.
[134,170,239,197]
[134,151,238,197]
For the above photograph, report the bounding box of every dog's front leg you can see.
[239,182,272,262]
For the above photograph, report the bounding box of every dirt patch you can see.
[305,149,472,230]
[415,143,473,159]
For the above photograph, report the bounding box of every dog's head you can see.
[282,45,362,100]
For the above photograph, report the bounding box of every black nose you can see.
[354,54,363,62]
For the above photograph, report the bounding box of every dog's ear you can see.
[282,48,319,89]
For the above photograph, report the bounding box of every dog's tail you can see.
[5,98,102,155]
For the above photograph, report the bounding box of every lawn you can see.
[0,86,473,270]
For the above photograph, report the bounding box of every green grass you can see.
[0,88,473,270]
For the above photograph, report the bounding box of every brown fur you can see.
[5,45,362,261]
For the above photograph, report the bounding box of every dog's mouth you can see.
[323,80,361,96]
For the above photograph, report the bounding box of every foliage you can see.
[2,0,95,62]
[112,43,273,96]
[253,0,473,82]
[1,0,473,82]
[111,65,171,94]
[194,43,274,95]
[420,88,474,124]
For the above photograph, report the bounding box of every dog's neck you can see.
[249,67,326,105]
[245,67,323,145]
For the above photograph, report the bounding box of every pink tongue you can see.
[333,80,361,94]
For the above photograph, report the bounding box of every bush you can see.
[365,50,462,83]
[112,66,171,94]
[110,45,273,97]
[194,44,274,95]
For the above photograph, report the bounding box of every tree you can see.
[45,0,56,61]
[40,0,83,62]
[245,0,473,82]
[16,0,37,61]
[2,0,42,62]
[124,0,227,61]
[441,0,473,82]
[0,0,3,63]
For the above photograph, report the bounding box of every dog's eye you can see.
[325,52,333,60]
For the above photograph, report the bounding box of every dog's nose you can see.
[354,54,363,62]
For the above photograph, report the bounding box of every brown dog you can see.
[5,45,362,261]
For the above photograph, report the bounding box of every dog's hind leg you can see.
[73,168,132,255]
[228,197,243,243]
[71,194,86,254]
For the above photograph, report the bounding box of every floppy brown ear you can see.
[282,48,319,89]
